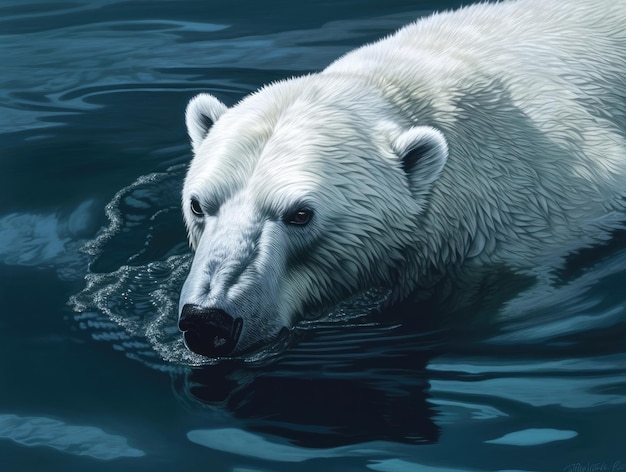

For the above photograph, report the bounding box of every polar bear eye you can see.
[286,208,313,226]
[190,198,204,217]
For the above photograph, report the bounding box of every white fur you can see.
[185,93,228,152]
[180,0,626,353]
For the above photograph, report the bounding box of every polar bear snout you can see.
[178,304,243,357]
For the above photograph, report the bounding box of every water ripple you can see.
[0,413,145,460]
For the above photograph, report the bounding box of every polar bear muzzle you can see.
[179,304,243,357]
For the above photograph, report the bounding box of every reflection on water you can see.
[485,428,578,446]
[429,355,626,408]
[0,414,144,460]
[187,427,390,462]
[0,200,98,280]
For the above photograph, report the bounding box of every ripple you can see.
[0,413,144,460]
[0,199,98,280]
[485,428,578,447]
[1,5,419,132]
[187,427,389,462]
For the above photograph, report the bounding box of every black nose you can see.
[178,304,243,357]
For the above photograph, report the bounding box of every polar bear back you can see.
[324,0,626,270]
[326,0,626,94]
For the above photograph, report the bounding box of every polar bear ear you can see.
[185,93,228,152]
[392,126,448,202]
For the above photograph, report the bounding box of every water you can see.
[2,1,626,471]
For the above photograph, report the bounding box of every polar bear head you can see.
[178,77,448,357]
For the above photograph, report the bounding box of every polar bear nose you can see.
[178,304,243,357]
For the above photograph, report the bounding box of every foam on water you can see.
[67,166,394,370]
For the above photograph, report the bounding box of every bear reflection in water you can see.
[179,367,439,447]
[177,0,626,357]
[175,315,445,448]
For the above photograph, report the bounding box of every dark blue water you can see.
[2,1,626,471]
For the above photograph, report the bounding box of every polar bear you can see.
[178,0,626,357]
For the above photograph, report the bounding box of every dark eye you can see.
[286,208,313,226]
[190,198,204,217]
